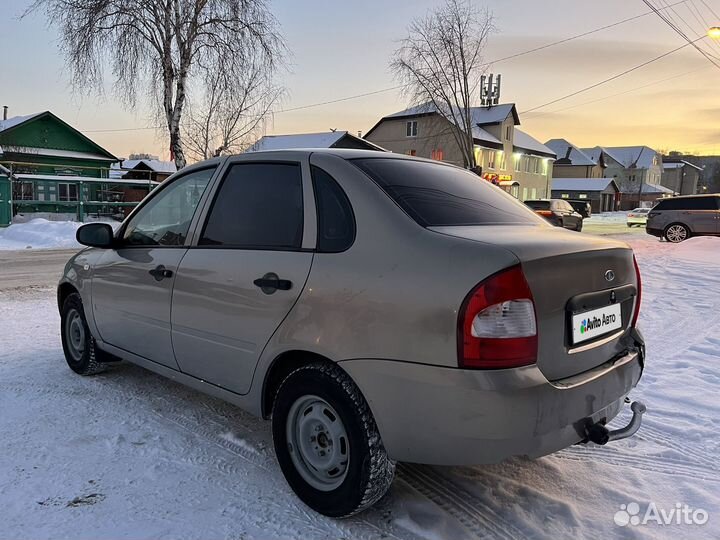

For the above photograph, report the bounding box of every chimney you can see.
[357,130,362,138]
[2,106,7,121]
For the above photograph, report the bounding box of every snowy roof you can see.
[249,131,347,151]
[0,112,43,133]
[545,138,596,166]
[0,145,116,161]
[552,178,618,192]
[581,146,659,169]
[121,159,177,173]
[247,131,385,152]
[641,183,674,194]
[663,160,702,171]
[472,125,502,146]
[381,102,519,126]
[514,130,556,158]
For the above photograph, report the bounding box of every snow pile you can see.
[670,236,720,266]
[585,211,627,224]
[0,219,84,250]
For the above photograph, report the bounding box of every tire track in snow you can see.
[555,445,718,482]
[397,463,526,540]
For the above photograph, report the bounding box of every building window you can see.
[13,181,34,201]
[522,187,528,201]
[531,188,537,199]
[487,150,496,169]
[505,125,512,140]
[524,156,532,173]
[406,120,418,137]
[406,149,417,156]
[561,193,570,199]
[431,149,444,161]
[58,183,79,202]
[498,151,506,170]
[578,194,588,199]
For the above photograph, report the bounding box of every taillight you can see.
[632,255,642,327]
[536,210,553,217]
[458,265,538,369]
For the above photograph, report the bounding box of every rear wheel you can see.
[664,223,689,243]
[272,362,395,517]
[61,293,106,375]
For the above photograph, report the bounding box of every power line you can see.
[79,1,692,134]
[522,66,710,118]
[642,0,720,68]
[491,0,690,63]
[520,38,703,114]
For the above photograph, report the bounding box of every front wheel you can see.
[576,220,583,232]
[664,223,689,243]
[60,293,106,375]
[272,362,395,517]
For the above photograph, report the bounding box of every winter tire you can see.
[272,362,395,517]
[664,223,689,243]
[576,221,583,232]
[60,293,106,375]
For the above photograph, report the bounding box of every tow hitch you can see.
[583,399,647,445]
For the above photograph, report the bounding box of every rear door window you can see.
[685,197,719,210]
[200,162,304,249]
[352,158,543,227]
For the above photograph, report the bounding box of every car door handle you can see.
[149,265,173,281]
[253,272,292,294]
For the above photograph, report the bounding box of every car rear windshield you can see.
[352,158,543,227]
[524,200,551,210]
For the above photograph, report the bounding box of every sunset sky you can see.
[2,0,720,160]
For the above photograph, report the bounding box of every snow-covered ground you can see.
[1,230,718,539]
[0,219,120,251]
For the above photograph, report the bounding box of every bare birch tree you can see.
[390,0,493,168]
[183,52,282,160]
[27,0,284,169]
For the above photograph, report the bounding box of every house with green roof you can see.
[0,110,158,226]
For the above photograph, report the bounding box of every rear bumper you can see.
[646,226,663,237]
[340,339,644,465]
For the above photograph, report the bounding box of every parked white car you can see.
[627,208,650,227]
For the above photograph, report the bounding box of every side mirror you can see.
[76,223,115,248]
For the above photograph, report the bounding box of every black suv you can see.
[524,199,584,231]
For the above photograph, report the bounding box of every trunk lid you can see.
[431,225,638,380]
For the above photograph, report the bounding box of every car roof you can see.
[665,193,719,199]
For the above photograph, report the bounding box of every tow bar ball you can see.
[584,401,647,445]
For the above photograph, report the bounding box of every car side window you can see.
[199,162,304,249]
[122,167,215,246]
[686,197,718,210]
[311,166,355,252]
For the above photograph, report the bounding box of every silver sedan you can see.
[58,149,646,517]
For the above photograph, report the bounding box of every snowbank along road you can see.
[1,233,719,539]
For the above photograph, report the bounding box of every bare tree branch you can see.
[26,0,285,169]
[390,0,494,168]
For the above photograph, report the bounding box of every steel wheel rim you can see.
[667,225,687,242]
[65,308,86,362]
[286,395,350,491]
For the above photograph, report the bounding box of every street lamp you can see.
[709,27,720,40]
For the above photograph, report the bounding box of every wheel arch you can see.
[262,350,350,419]
[57,281,79,312]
